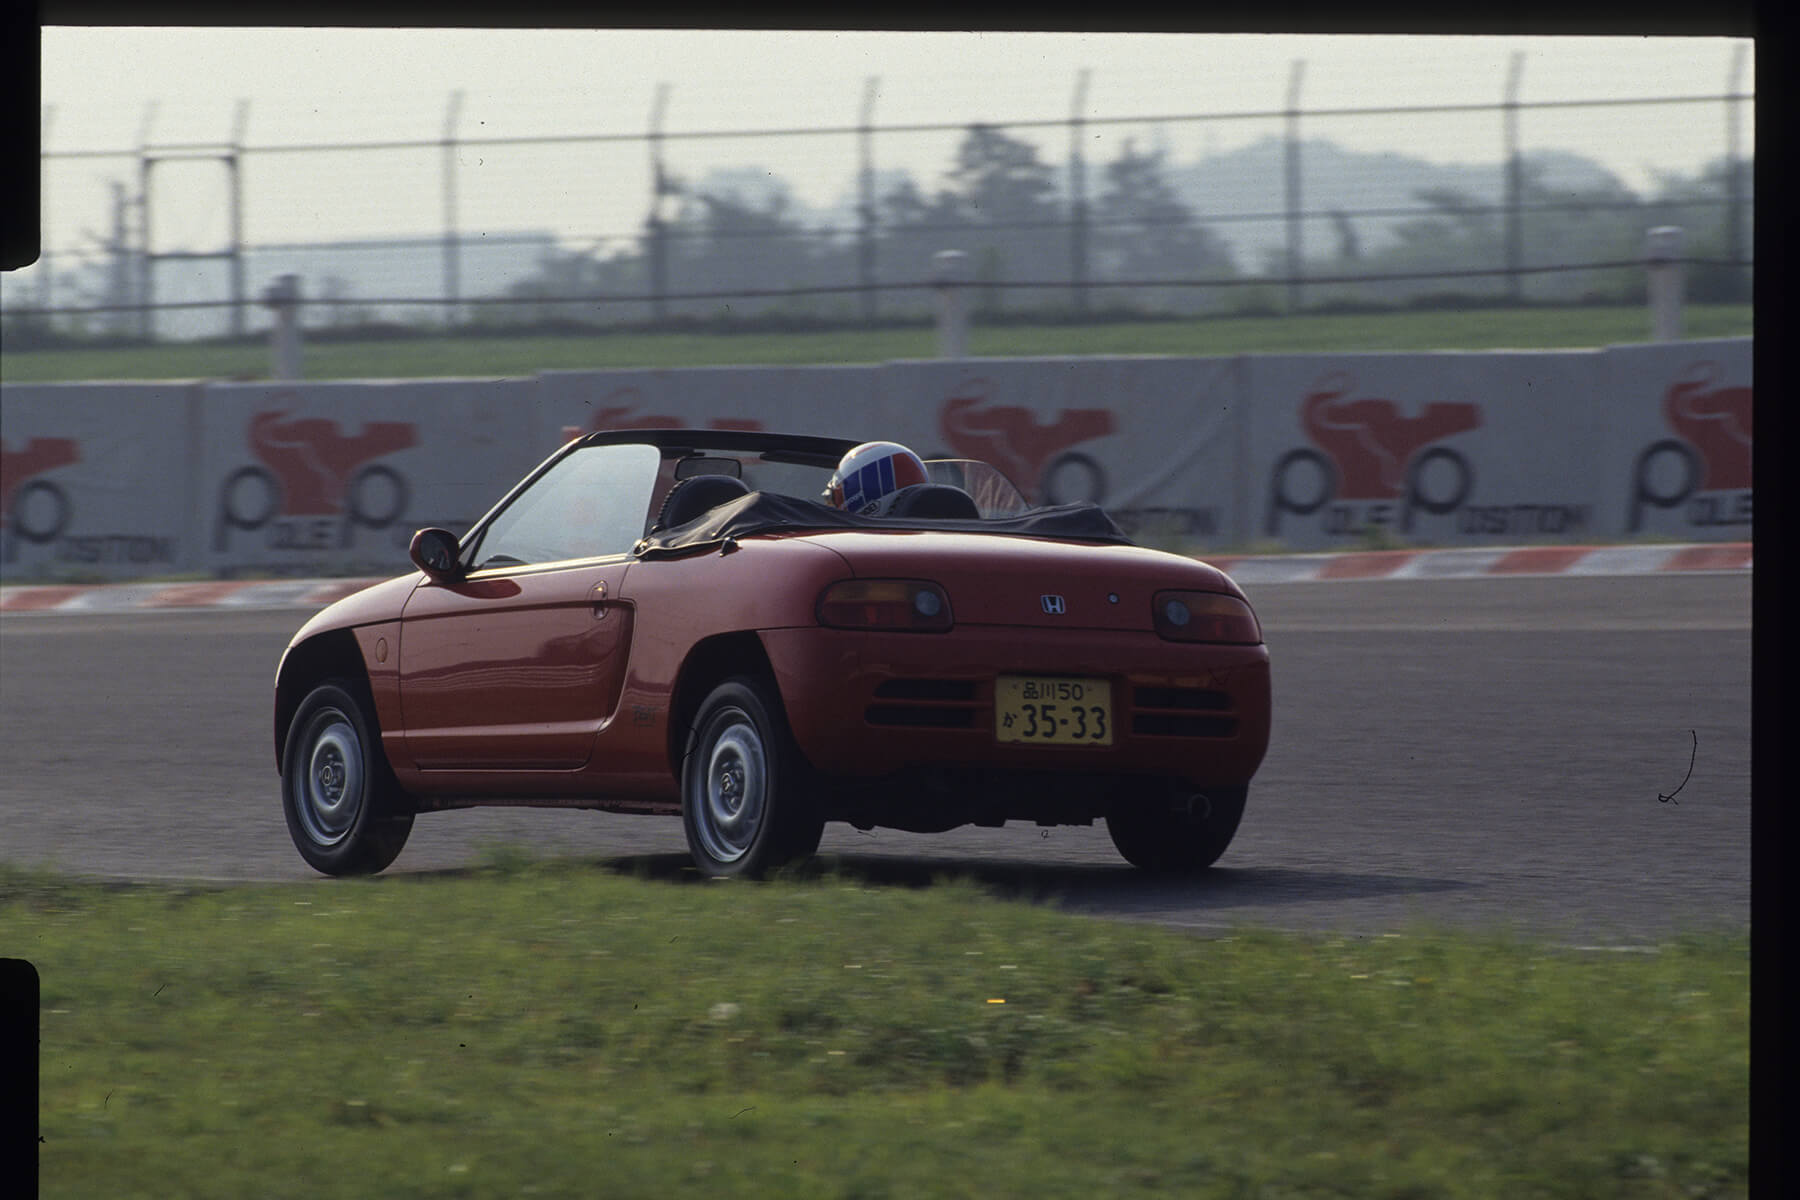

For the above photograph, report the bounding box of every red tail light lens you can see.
[817,579,954,632]
[1153,590,1262,644]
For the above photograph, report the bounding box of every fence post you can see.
[105,182,131,339]
[1069,68,1091,316]
[263,274,304,379]
[1503,51,1525,303]
[136,100,157,342]
[933,250,970,358]
[647,83,673,324]
[1283,59,1305,313]
[442,90,464,331]
[858,76,879,323]
[1646,226,1684,342]
[228,99,249,339]
[39,105,53,325]
[1724,42,1748,301]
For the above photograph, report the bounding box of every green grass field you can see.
[1,304,1754,383]
[12,856,1747,1199]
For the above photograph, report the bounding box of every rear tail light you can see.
[817,579,954,632]
[1153,590,1262,644]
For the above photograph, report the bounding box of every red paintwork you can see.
[276,441,1273,826]
[397,562,636,770]
[756,531,1268,779]
[286,573,419,646]
[765,626,1269,778]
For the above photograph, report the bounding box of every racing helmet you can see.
[825,441,929,514]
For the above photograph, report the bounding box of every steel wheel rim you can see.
[694,712,766,865]
[295,709,365,848]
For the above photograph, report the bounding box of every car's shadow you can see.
[587,850,1471,918]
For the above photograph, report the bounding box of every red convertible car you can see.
[275,429,1271,878]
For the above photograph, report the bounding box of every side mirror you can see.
[409,528,463,583]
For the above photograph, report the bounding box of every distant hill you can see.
[787,138,1636,275]
[1167,136,1631,271]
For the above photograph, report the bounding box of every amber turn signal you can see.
[817,579,954,632]
[1152,590,1262,644]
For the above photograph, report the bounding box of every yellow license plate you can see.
[995,676,1113,746]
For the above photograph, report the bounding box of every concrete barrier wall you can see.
[1245,351,1611,549]
[1598,343,1752,540]
[2,383,204,576]
[198,380,542,577]
[0,338,1751,580]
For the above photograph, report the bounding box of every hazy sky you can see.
[33,29,1754,258]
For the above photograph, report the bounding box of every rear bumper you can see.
[760,625,1271,786]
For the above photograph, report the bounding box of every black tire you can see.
[681,677,824,879]
[281,680,414,876]
[1105,783,1247,874]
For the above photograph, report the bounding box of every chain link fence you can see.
[7,52,1753,345]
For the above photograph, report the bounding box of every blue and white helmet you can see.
[825,442,929,514]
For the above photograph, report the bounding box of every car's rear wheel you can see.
[281,680,414,876]
[1106,783,1247,873]
[682,678,824,878]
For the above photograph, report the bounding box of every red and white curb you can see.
[0,578,382,615]
[1205,542,1752,585]
[0,542,1751,616]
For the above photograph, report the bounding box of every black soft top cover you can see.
[635,490,1134,559]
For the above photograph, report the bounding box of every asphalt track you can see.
[0,573,1750,944]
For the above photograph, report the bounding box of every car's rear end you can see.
[760,530,1270,857]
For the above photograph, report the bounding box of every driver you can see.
[824,441,929,515]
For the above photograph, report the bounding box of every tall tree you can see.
[1095,139,1237,284]
[941,125,1066,310]
[880,176,964,233]
[667,183,816,310]
[945,124,1061,228]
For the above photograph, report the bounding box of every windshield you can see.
[467,441,663,569]
[923,459,1029,517]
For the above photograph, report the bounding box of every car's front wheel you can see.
[281,680,414,876]
[682,677,824,878]
[1106,783,1247,873]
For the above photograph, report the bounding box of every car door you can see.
[397,441,661,771]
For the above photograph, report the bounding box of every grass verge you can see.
[0,304,1753,383]
[8,858,1747,1199]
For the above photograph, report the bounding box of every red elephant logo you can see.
[248,409,416,516]
[1663,361,1752,492]
[1300,371,1483,501]
[1,437,81,520]
[938,377,1115,502]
